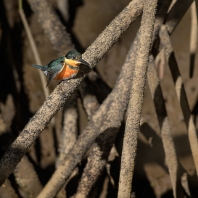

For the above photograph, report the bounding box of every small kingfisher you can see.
[32,51,90,87]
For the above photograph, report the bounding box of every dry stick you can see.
[189,1,198,78]
[14,155,43,197]
[56,92,78,167]
[117,0,157,197]
[159,25,198,176]
[18,2,49,99]
[0,0,143,187]
[147,57,181,198]
[75,35,138,198]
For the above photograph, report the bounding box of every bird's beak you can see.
[65,58,90,67]
[77,58,90,66]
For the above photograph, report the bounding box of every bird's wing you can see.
[46,70,60,87]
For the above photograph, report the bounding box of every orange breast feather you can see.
[54,64,78,80]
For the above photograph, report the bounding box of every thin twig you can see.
[18,0,49,99]
[159,25,198,177]
[118,0,157,197]
[0,0,143,186]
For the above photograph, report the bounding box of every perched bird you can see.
[32,51,90,87]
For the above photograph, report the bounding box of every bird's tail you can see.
[32,64,46,71]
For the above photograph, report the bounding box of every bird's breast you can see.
[54,64,79,80]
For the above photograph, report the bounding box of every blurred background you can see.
[0,0,198,197]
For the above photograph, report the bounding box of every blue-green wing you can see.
[45,57,65,86]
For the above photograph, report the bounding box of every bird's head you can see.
[65,51,90,67]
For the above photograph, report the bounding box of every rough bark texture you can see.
[118,0,157,197]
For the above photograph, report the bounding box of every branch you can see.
[118,0,157,197]
[0,0,143,186]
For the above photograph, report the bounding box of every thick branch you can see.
[118,0,157,197]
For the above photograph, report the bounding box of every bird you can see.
[32,51,90,87]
